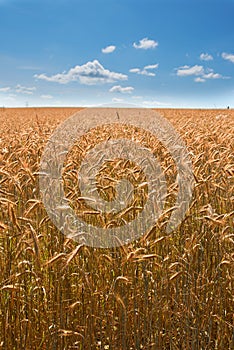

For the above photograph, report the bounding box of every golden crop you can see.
[0,107,233,349]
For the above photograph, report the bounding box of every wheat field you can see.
[0,107,233,349]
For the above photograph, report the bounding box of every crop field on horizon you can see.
[0,107,233,350]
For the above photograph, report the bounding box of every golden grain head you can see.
[0,107,233,349]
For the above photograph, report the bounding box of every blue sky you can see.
[0,0,234,108]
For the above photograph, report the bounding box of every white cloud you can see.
[15,84,36,95]
[176,65,204,76]
[0,87,11,92]
[200,53,213,61]
[194,77,206,83]
[41,94,53,99]
[144,64,159,70]
[129,68,141,74]
[142,100,171,107]
[222,52,234,63]
[202,72,222,79]
[102,45,116,54]
[177,65,226,82]
[35,60,127,85]
[109,85,134,94]
[140,70,155,77]
[112,98,124,103]
[133,38,158,50]
[130,63,159,77]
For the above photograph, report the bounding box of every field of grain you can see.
[0,107,233,350]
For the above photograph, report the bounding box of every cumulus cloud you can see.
[130,69,155,76]
[109,85,134,94]
[194,77,206,83]
[41,94,53,99]
[15,84,36,95]
[130,63,159,77]
[222,52,234,63]
[102,45,116,54]
[202,71,222,79]
[176,65,227,82]
[176,65,204,76]
[140,71,155,77]
[0,87,11,92]
[200,53,213,61]
[35,60,127,85]
[133,38,158,50]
